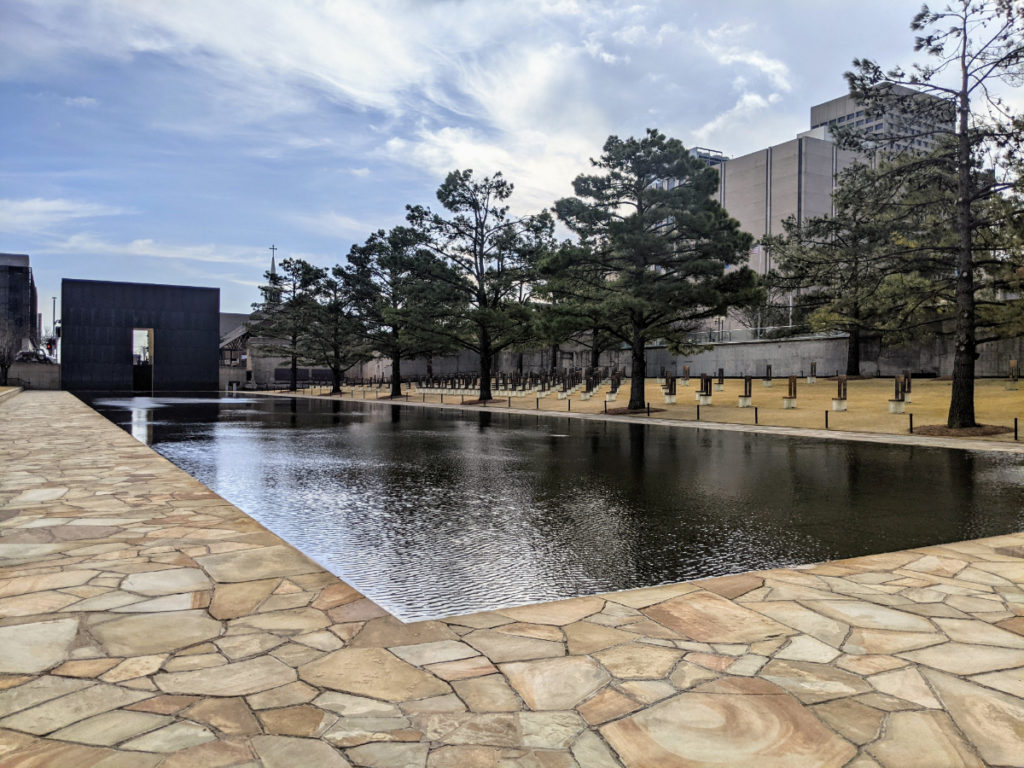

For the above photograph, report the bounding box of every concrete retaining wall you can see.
[8,362,61,390]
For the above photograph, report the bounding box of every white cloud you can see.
[702,23,792,93]
[63,95,98,107]
[691,93,773,145]
[349,168,371,178]
[288,210,381,239]
[39,233,267,265]
[0,197,127,233]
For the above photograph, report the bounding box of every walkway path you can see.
[1,390,1023,767]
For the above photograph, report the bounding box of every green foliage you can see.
[553,129,758,408]
[406,169,554,399]
[841,0,1024,426]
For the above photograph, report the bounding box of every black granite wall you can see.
[61,279,219,393]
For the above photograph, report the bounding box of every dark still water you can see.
[89,395,1024,621]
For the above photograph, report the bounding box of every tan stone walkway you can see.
[1,390,1023,767]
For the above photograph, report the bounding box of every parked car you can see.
[15,350,56,364]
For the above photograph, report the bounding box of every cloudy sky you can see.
[2,0,923,317]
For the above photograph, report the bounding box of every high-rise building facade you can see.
[0,253,38,349]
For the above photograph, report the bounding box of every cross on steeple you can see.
[269,244,277,275]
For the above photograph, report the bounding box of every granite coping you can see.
[0,389,1021,767]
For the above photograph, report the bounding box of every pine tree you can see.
[554,129,758,410]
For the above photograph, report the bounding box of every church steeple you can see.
[269,244,277,276]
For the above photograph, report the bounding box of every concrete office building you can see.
[0,253,38,349]
[705,88,949,276]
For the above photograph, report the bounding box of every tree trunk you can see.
[289,340,298,392]
[590,342,600,370]
[549,343,559,375]
[627,330,646,410]
[390,354,402,398]
[330,365,342,395]
[479,326,492,401]
[516,352,524,375]
[426,355,433,379]
[846,327,861,377]
[948,51,977,429]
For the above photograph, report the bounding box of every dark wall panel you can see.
[62,279,220,393]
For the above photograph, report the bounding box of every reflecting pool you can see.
[90,395,1024,621]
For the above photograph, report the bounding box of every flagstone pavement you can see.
[1,390,1023,767]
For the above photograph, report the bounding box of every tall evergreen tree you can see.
[407,170,554,401]
[344,226,447,397]
[249,257,322,391]
[842,0,1024,427]
[303,265,368,394]
[554,129,758,410]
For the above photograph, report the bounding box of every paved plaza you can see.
[1,390,1024,766]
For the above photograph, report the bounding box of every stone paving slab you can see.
[1,390,1023,766]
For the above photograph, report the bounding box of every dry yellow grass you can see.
[314,376,1024,444]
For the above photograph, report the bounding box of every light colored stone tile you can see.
[592,643,682,679]
[389,641,478,668]
[162,652,227,672]
[350,617,458,648]
[0,683,151,734]
[411,713,517,747]
[933,617,1024,648]
[899,641,1024,675]
[258,704,338,737]
[836,655,909,676]
[497,597,604,626]
[774,635,840,663]
[970,666,1024,698]
[346,742,428,768]
[184,696,261,735]
[155,656,296,696]
[570,729,621,768]
[315,692,402,718]
[0,569,98,598]
[803,599,936,632]
[667,661,719,690]
[100,655,166,683]
[501,657,609,710]
[601,582,698,609]
[867,710,983,768]
[120,568,210,596]
[323,716,419,748]
[49,710,170,746]
[644,591,792,643]
[616,679,676,704]
[518,711,586,749]
[119,721,216,753]
[868,667,941,708]
[463,630,564,663]
[0,617,79,673]
[299,648,450,702]
[562,622,635,655]
[91,611,221,656]
[400,694,467,715]
[231,607,330,633]
[425,657,497,682]
[208,578,279,620]
[577,687,640,725]
[452,675,520,713]
[842,628,946,655]
[0,676,93,718]
[923,668,1024,767]
[0,590,81,616]
[727,654,768,676]
[601,691,856,768]
[294,630,345,652]
[196,545,320,583]
[758,659,872,704]
[222,681,311,715]
[810,698,884,745]
[215,631,286,660]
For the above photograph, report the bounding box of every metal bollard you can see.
[697,404,700,421]
[825,410,829,430]
[754,406,758,425]
[909,413,914,433]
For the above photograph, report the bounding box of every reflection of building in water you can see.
[130,405,153,445]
